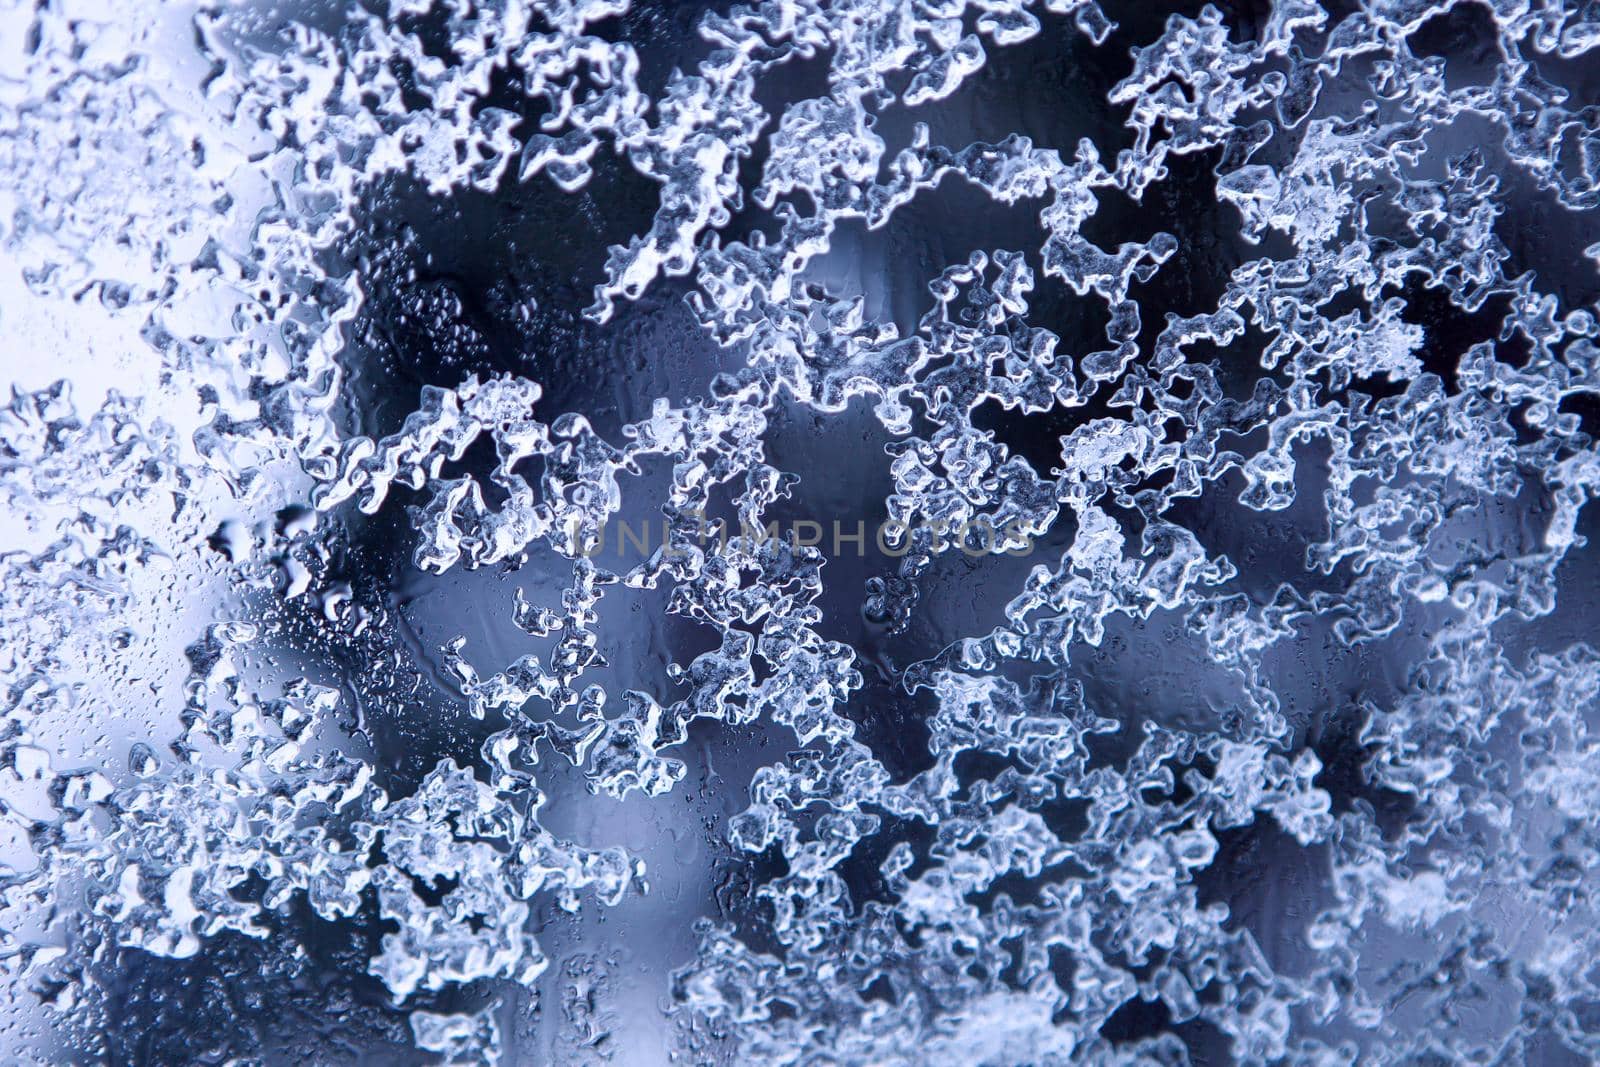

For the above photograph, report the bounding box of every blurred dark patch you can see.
[1194,816,1330,976]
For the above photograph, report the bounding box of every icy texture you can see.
[2,0,1600,1062]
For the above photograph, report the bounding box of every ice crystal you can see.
[2,0,1599,1062]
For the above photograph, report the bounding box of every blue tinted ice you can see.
[2,0,1600,1062]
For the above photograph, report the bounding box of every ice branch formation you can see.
[2,0,1600,1061]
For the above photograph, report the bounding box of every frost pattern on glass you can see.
[2,0,1600,1062]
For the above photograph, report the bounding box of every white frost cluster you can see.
[2,0,1600,1063]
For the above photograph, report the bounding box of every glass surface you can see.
[1,0,1599,1062]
